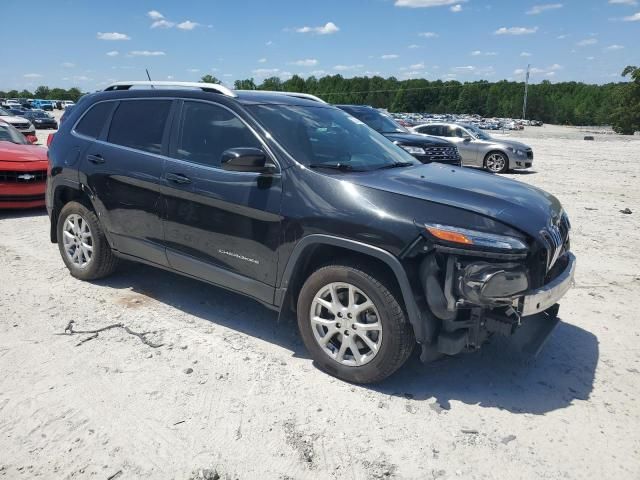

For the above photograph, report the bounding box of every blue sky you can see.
[1,0,638,91]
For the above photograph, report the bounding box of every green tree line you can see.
[210,68,636,133]
[0,85,83,102]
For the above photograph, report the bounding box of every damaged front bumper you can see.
[418,249,576,360]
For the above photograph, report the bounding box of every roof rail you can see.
[237,90,327,104]
[103,81,237,98]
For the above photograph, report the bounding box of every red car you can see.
[0,121,48,209]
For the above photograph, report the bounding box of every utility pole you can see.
[522,64,530,120]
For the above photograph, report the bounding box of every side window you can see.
[175,101,261,168]
[107,100,171,154]
[75,102,114,139]
[455,128,466,138]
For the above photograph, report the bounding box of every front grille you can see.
[13,122,30,129]
[540,213,570,271]
[423,145,460,163]
[0,193,45,202]
[526,149,533,160]
[0,170,47,183]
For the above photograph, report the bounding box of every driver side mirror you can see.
[221,147,277,174]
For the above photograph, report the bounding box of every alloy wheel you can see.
[486,153,506,173]
[62,213,94,268]
[309,282,383,366]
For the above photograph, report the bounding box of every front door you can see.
[161,100,282,304]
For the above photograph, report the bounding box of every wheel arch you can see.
[276,235,430,342]
[49,184,93,243]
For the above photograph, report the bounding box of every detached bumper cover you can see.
[521,252,576,316]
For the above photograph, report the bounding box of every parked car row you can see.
[1,98,75,111]
[389,112,543,131]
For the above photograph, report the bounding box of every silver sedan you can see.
[411,122,533,173]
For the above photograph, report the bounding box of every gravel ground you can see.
[0,120,639,479]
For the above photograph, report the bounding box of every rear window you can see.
[75,102,115,139]
[107,100,171,155]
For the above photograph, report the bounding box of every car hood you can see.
[342,163,561,238]
[486,137,530,150]
[383,132,453,147]
[0,115,29,124]
[0,142,48,162]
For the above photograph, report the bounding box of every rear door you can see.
[161,100,282,304]
[80,98,174,265]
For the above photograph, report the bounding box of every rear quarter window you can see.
[107,100,172,155]
[75,102,115,139]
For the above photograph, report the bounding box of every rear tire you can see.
[57,201,119,280]
[297,263,414,384]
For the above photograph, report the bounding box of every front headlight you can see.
[507,147,525,156]
[424,223,528,251]
[400,145,426,155]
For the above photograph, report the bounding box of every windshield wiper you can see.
[377,161,414,170]
[309,163,361,172]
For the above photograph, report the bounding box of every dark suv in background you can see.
[336,104,461,166]
[47,81,575,384]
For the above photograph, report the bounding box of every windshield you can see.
[344,108,408,134]
[247,104,418,171]
[0,108,11,116]
[465,124,491,140]
[0,124,29,144]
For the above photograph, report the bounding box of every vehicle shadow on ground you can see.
[371,320,598,415]
[93,262,597,415]
[92,261,307,357]
[0,207,47,220]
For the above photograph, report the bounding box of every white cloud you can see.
[471,50,497,56]
[418,31,438,38]
[147,10,164,20]
[333,64,364,71]
[129,50,166,56]
[408,44,420,49]
[608,0,637,5]
[514,68,526,75]
[605,44,625,50]
[187,68,200,73]
[266,40,273,46]
[106,51,119,57]
[310,70,327,76]
[623,11,640,20]
[557,34,569,39]
[291,59,318,66]
[151,19,175,29]
[526,3,563,15]
[61,62,75,68]
[177,20,199,30]
[586,56,595,60]
[521,51,532,56]
[97,32,130,41]
[454,65,476,71]
[549,63,562,70]
[295,22,339,35]
[450,4,463,12]
[252,68,280,76]
[494,26,538,35]
[395,0,465,7]
[410,62,425,69]
[258,58,267,63]
[576,38,598,46]
[23,73,42,78]
[381,54,399,60]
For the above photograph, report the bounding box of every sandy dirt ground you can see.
[1,119,639,480]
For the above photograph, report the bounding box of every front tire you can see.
[485,152,509,173]
[297,263,415,384]
[57,201,119,280]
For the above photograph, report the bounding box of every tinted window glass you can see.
[175,101,261,168]
[108,100,171,154]
[75,102,114,139]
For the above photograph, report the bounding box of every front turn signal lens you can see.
[426,226,473,245]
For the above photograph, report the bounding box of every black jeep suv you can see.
[46,81,576,384]
[336,104,461,166]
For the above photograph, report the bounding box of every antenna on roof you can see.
[145,69,154,89]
